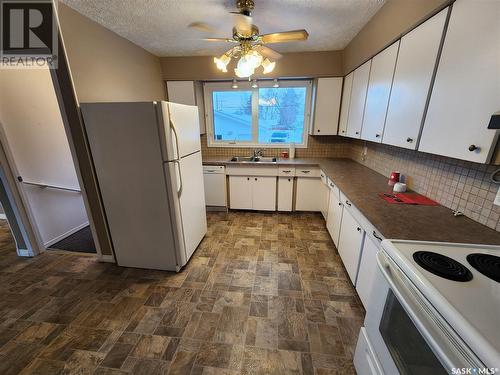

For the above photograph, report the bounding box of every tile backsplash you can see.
[349,139,500,231]
[201,134,500,232]
[200,135,352,159]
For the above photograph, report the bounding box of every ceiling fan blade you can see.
[188,22,216,33]
[233,13,253,36]
[202,38,237,43]
[254,45,283,60]
[260,29,309,44]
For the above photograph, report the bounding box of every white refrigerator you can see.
[81,101,207,271]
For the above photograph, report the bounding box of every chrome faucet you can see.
[253,149,263,158]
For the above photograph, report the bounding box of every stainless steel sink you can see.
[229,156,277,163]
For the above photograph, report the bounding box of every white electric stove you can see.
[356,239,500,375]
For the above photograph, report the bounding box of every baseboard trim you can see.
[44,221,89,247]
[98,254,115,263]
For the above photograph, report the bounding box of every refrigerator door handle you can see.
[174,160,183,197]
[169,118,181,161]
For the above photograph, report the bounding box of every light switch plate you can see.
[494,186,500,206]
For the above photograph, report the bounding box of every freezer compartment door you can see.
[165,151,207,267]
[159,101,201,161]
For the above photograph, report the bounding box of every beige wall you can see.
[58,3,165,102]
[160,51,343,81]
[342,0,451,73]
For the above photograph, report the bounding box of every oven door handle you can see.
[376,251,484,371]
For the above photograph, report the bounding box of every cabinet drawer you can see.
[226,165,278,176]
[295,167,320,178]
[320,170,328,184]
[278,166,295,176]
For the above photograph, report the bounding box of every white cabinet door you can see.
[419,0,500,163]
[382,8,448,149]
[166,81,196,105]
[252,176,276,211]
[356,236,381,307]
[229,176,252,210]
[337,208,365,284]
[361,41,400,143]
[277,177,294,212]
[346,61,371,139]
[338,72,353,136]
[326,192,343,248]
[312,77,343,135]
[295,177,322,211]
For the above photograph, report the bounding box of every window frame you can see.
[203,79,312,148]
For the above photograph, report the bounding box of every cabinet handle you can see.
[338,202,342,206]
[345,200,351,207]
[357,227,361,232]
[375,134,381,138]
[247,177,250,181]
[301,170,311,174]
[317,129,321,133]
[329,183,335,188]
[355,131,360,135]
[255,178,257,181]
[288,178,291,182]
[469,144,479,152]
[282,170,291,173]
[341,130,345,133]
[373,231,383,241]
[406,137,413,143]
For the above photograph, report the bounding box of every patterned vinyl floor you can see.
[0,211,364,374]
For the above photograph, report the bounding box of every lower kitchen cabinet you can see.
[278,177,294,211]
[295,177,322,211]
[356,236,381,307]
[229,175,276,211]
[326,190,343,247]
[337,207,365,284]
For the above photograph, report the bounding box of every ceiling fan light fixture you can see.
[262,58,276,74]
[251,79,258,88]
[235,54,255,78]
[231,79,239,89]
[273,78,279,88]
[214,54,231,72]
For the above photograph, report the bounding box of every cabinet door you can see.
[295,177,322,211]
[320,182,330,220]
[361,41,400,143]
[382,8,448,149]
[338,72,353,136]
[312,77,343,135]
[356,236,381,307]
[277,177,293,212]
[419,1,500,163]
[229,176,252,210]
[346,60,371,139]
[203,173,226,207]
[166,81,196,105]
[326,192,343,248]
[337,208,365,284]
[252,176,276,211]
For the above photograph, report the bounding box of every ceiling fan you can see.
[190,0,309,78]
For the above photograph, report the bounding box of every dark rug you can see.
[48,225,97,254]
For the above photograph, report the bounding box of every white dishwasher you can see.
[203,165,227,209]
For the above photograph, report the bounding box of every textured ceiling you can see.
[61,0,385,57]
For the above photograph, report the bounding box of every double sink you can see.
[230,156,277,163]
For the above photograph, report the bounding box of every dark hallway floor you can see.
[0,212,363,374]
[48,226,97,254]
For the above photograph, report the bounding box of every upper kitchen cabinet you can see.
[346,60,371,139]
[311,77,343,135]
[338,72,354,136]
[360,41,399,143]
[419,0,500,164]
[166,81,206,134]
[382,8,448,149]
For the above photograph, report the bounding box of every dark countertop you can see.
[203,156,500,245]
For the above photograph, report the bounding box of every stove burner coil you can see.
[413,251,473,282]
[466,253,500,283]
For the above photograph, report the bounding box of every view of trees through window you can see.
[211,85,308,144]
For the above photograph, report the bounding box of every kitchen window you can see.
[203,80,312,147]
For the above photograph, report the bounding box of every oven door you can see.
[364,251,484,374]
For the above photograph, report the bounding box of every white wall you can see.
[0,68,88,246]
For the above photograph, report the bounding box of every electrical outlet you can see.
[494,186,500,206]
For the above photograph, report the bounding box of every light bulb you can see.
[231,79,238,89]
[273,79,279,88]
[251,79,258,88]
[262,58,276,74]
[247,50,263,69]
[235,55,255,78]
[214,54,230,72]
